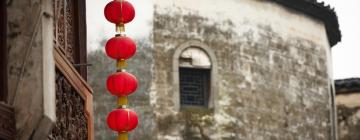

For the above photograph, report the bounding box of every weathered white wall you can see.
[336,93,360,108]
[7,0,56,139]
[336,93,360,140]
[152,0,333,139]
[154,0,329,47]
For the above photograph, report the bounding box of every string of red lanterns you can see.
[104,0,138,140]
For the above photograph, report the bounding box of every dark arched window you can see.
[179,47,211,107]
[173,41,218,110]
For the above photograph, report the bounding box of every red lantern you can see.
[105,36,136,60]
[107,109,138,132]
[104,0,135,24]
[107,72,138,97]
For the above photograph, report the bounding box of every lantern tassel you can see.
[118,132,128,140]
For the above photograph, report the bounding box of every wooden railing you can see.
[50,47,94,140]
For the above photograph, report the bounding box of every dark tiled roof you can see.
[271,0,341,47]
[335,78,360,94]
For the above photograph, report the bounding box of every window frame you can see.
[172,40,218,111]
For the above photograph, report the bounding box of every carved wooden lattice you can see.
[50,0,92,139]
[48,70,88,140]
[54,0,76,63]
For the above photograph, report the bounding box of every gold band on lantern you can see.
[118,96,128,107]
[116,23,125,33]
[117,59,127,71]
[117,132,128,140]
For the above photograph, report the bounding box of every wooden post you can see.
[0,0,7,102]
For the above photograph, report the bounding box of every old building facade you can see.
[1,0,93,139]
[335,78,360,140]
[1,0,343,140]
[151,0,340,139]
[91,0,341,140]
